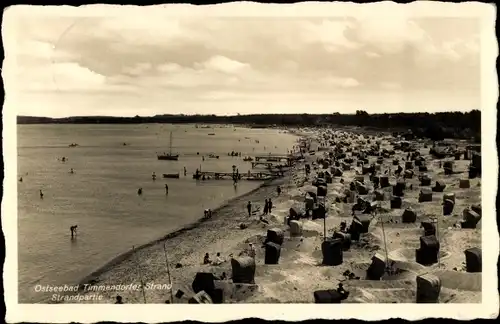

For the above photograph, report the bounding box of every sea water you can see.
[17,123,299,302]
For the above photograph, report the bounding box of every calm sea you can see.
[17,124,298,303]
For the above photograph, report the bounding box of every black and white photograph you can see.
[2,1,498,322]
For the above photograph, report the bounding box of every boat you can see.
[163,173,180,179]
[157,131,179,161]
[208,133,215,136]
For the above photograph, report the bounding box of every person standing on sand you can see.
[277,186,281,196]
[165,184,169,195]
[263,199,269,215]
[247,201,252,216]
[268,199,273,213]
[248,243,256,259]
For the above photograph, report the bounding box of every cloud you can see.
[3,9,482,116]
[196,55,250,74]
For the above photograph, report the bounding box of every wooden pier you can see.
[254,154,298,166]
[193,170,283,181]
[251,161,289,169]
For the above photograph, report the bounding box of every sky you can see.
[2,3,485,117]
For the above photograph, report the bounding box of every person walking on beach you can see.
[247,201,252,216]
[263,199,269,215]
[268,199,273,213]
[277,186,281,196]
[165,184,169,195]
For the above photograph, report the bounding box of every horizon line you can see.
[18,109,480,119]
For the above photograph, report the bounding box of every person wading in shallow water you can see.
[70,225,78,239]
[39,189,44,199]
[138,188,143,195]
[165,184,169,195]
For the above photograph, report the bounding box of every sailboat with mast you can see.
[157,131,179,161]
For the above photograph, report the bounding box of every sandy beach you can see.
[66,128,481,304]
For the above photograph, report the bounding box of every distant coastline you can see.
[17,110,481,142]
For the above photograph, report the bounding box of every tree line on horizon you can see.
[17,110,481,142]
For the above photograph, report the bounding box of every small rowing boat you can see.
[163,173,180,179]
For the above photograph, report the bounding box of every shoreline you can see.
[51,127,482,304]
[60,165,301,304]
[76,177,276,288]
[61,133,307,302]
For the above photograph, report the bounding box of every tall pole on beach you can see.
[132,246,147,303]
[376,206,390,268]
[323,198,327,241]
[163,243,174,304]
[435,215,440,268]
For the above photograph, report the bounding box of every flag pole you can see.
[163,243,174,303]
[435,214,441,268]
[132,246,147,303]
[375,204,390,270]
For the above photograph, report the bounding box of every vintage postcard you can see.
[2,1,498,322]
